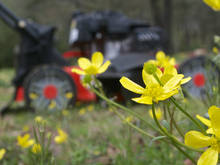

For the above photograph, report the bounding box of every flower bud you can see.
[144,62,157,75]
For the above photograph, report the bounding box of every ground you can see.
[0,68,208,165]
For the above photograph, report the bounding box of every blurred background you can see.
[0,0,220,68]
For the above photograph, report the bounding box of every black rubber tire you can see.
[179,56,220,99]
[23,65,76,111]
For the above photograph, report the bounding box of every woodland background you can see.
[0,0,220,67]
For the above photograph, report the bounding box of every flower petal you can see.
[196,115,211,127]
[78,58,91,70]
[120,77,144,94]
[164,66,177,75]
[203,0,220,11]
[98,61,111,74]
[132,96,152,104]
[208,105,220,138]
[180,77,191,84]
[92,52,103,68]
[142,69,157,85]
[163,74,184,92]
[156,51,166,61]
[198,147,218,165]
[0,149,6,160]
[72,68,86,75]
[206,128,214,134]
[185,131,212,149]
[157,89,178,101]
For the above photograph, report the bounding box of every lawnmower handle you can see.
[0,2,40,42]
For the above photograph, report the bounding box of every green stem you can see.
[151,102,202,153]
[90,80,201,153]
[170,97,206,134]
[167,105,184,139]
[113,109,154,139]
[90,85,159,132]
[172,142,197,165]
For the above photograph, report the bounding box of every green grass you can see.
[0,68,209,165]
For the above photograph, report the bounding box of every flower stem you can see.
[170,97,206,134]
[166,105,184,139]
[90,85,159,132]
[151,102,202,153]
[172,142,197,165]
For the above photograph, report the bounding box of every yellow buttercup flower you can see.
[212,46,219,54]
[79,108,86,115]
[123,116,134,123]
[160,66,191,86]
[17,133,35,148]
[65,92,73,99]
[120,67,190,105]
[0,148,6,160]
[48,100,56,109]
[32,143,42,154]
[87,105,94,112]
[203,0,220,11]
[22,125,29,132]
[185,106,220,165]
[156,51,176,68]
[35,116,43,123]
[62,109,70,116]
[29,93,38,100]
[72,52,111,75]
[54,128,68,144]
[149,108,163,121]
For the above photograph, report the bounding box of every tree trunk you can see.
[149,0,163,26]
[163,0,173,53]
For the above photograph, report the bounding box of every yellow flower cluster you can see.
[72,52,111,76]
[120,51,191,105]
[185,106,220,165]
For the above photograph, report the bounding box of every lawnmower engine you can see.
[69,11,167,99]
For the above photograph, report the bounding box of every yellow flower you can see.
[54,128,68,144]
[22,125,29,132]
[72,52,111,75]
[87,105,94,112]
[29,93,38,100]
[79,108,86,115]
[48,100,56,109]
[32,143,41,154]
[203,0,220,11]
[156,51,176,68]
[212,46,219,54]
[65,92,73,99]
[149,108,163,121]
[34,116,46,124]
[120,67,190,104]
[123,116,134,123]
[17,133,35,148]
[185,106,220,165]
[0,148,6,160]
[160,66,191,86]
[62,109,70,116]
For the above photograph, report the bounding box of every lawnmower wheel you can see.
[23,65,76,111]
[179,56,220,99]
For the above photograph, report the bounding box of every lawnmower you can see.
[0,3,168,112]
[0,3,96,112]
